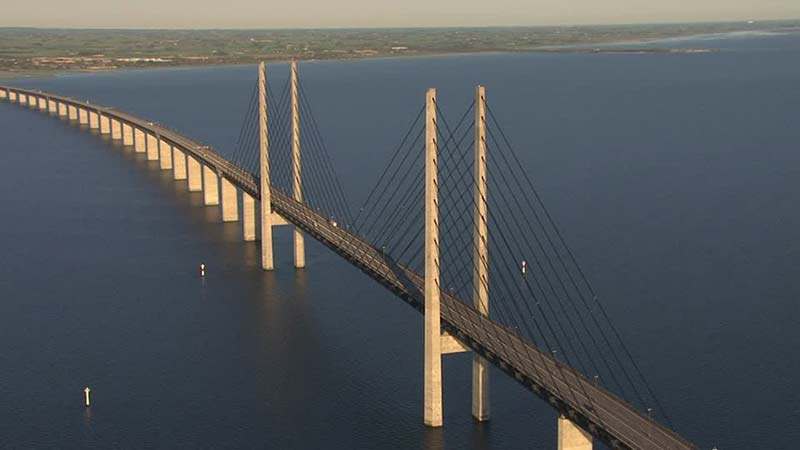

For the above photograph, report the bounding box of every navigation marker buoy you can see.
[84,386,91,407]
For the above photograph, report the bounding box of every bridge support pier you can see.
[100,113,110,134]
[111,119,122,140]
[122,124,134,146]
[146,133,159,160]
[558,416,593,450]
[173,148,187,180]
[134,128,146,153]
[57,102,66,117]
[423,87,443,428]
[242,193,256,241]
[221,178,239,222]
[69,105,78,121]
[79,108,88,125]
[89,110,99,129]
[0,88,6,99]
[48,99,57,114]
[38,97,48,111]
[9,91,17,102]
[187,156,202,192]
[159,139,173,169]
[203,166,219,206]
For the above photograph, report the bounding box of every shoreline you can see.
[2,25,797,80]
[0,47,716,80]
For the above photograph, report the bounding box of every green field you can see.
[1,20,798,75]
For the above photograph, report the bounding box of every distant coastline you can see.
[1,20,797,78]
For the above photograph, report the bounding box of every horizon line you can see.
[2,17,799,32]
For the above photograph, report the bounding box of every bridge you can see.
[1,62,699,450]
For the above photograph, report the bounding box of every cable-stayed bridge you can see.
[0,62,699,450]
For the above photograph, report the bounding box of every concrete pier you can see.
[203,166,219,206]
[187,156,202,192]
[79,108,89,125]
[258,62,274,270]
[48,99,57,114]
[18,93,27,105]
[69,105,78,121]
[100,114,110,134]
[134,128,146,153]
[290,59,306,269]
[0,88,6,99]
[159,139,173,169]
[472,85,490,421]
[242,193,256,241]
[558,416,593,450]
[111,119,122,140]
[221,178,239,222]
[89,111,99,129]
[172,147,187,180]
[9,91,17,102]
[38,98,48,111]
[122,124,134,146]
[423,87,443,427]
[146,133,159,160]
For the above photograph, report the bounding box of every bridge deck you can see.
[1,85,697,450]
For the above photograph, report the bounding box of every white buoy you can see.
[84,386,91,407]
[200,263,206,277]
[521,260,527,275]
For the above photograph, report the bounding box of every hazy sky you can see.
[2,0,798,28]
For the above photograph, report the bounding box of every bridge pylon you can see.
[472,85,490,422]
[423,86,495,427]
[290,59,306,269]
[258,61,275,270]
[254,60,307,270]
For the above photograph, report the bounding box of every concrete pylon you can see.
[187,155,202,192]
[111,119,121,139]
[69,105,78,121]
[100,113,110,134]
[472,85,490,421]
[134,129,146,153]
[159,138,173,169]
[221,177,239,222]
[243,193,256,241]
[558,416,593,450]
[38,97,48,111]
[259,61,275,270]
[79,108,88,124]
[122,124,133,146]
[423,87,443,427]
[291,59,306,269]
[203,166,219,205]
[146,133,159,160]
[89,110,99,129]
[172,147,187,180]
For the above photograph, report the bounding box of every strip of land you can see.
[1,20,798,76]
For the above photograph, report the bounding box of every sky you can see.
[1,0,799,29]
